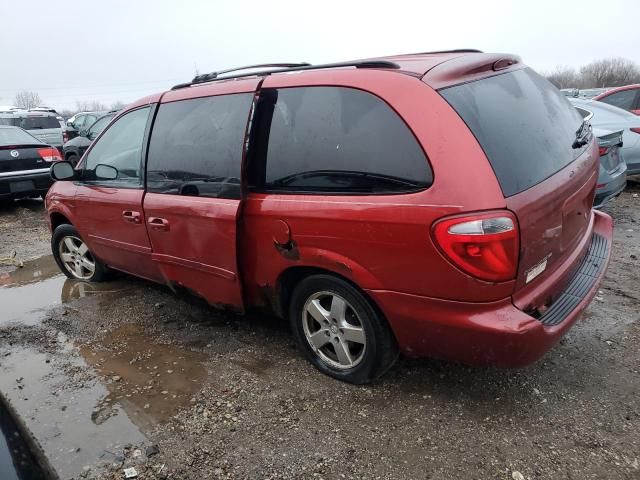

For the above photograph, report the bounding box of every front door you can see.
[74,106,162,282]
[142,80,259,309]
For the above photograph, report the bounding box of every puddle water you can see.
[0,345,146,479]
[0,325,207,478]
[81,324,207,430]
[0,396,50,479]
[0,255,131,326]
[0,255,207,478]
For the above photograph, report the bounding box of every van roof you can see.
[170,50,523,91]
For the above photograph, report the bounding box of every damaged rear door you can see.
[142,79,259,309]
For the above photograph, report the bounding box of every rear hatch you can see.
[439,67,598,301]
[15,116,63,146]
[0,128,49,173]
[0,145,49,173]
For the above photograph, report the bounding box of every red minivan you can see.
[47,51,613,383]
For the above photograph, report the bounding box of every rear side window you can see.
[16,116,60,129]
[146,93,253,200]
[255,86,431,193]
[599,89,637,110]
[440,68,586,197]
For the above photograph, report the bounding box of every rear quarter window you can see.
[440,68,586,197]
[255,86,431,194]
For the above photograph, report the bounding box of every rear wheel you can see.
[51,224,108,281]
[289,274,399,384]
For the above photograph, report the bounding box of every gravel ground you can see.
[0,186,638,480]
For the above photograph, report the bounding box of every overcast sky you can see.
[2,0,638,110]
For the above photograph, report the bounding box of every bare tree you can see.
[13,91,43,109]
[75,100,107,112]
[580,58,640,88]
[110,101,125,110]
[544,66,581,89]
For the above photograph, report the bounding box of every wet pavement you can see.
[0,192,639,479]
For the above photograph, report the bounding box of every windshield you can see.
[0,127,42,147]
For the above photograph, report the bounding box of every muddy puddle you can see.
[0,255,132,326]
[0,255,208,478]
[82,324,207,431]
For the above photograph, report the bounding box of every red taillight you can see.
[631,128,640,135]
[432,211,519,282]
[38,147,62,162]
[598,146,610,156]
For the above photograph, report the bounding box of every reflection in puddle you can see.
[0,347,146,479]
[0,255,132,325]
[82,324,207,430]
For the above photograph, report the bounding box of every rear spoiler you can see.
[422,53,523,90]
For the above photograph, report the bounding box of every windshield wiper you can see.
[572,112,594,149]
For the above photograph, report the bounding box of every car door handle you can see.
[148,217,170,231]
[122,210,141,224]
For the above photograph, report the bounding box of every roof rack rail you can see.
[171,60,401,90]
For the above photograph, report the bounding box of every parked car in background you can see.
[0,106,23,113]
[64,111,107,142]
[0,126,61,200]
[29,107,64,123]
[594,84,640,115]
[580,88,610,99]
[46,51,613,383]
[569,97,640,175]
[63,112,116,165]
[592,127,626,207]
[0,112,63,150]
[561,88,579,97]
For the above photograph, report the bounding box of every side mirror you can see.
[87,131,96,141]
[78,129,88,137]
[95,164,118,180]
[50,161,75,181]
[66,120,74,127]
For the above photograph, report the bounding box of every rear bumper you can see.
[0,169,52,198]
[367,210,614,367]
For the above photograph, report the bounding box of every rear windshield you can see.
[440,68,586,197]
[1,116,61,130]
[0,128,41,146]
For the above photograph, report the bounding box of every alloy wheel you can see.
[302,291,367,370]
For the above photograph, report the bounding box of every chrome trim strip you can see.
[0,168,50,178]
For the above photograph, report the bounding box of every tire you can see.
[289,274,399,384]
[51,224,109,281]
[66,153,79,166]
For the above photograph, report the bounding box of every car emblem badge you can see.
[10,150,19,158]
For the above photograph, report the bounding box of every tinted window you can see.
[599,89,637,110]
[440,68,586,197]
[257,87,431,193]
[0,128,41,146]
[83,107,150,185]
[16,116,60,130]
[147,93,253,199]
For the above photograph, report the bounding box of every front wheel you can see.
[51,224,109,281]
[289,274,399,384]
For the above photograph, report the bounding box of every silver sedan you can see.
[569,97,640,175]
